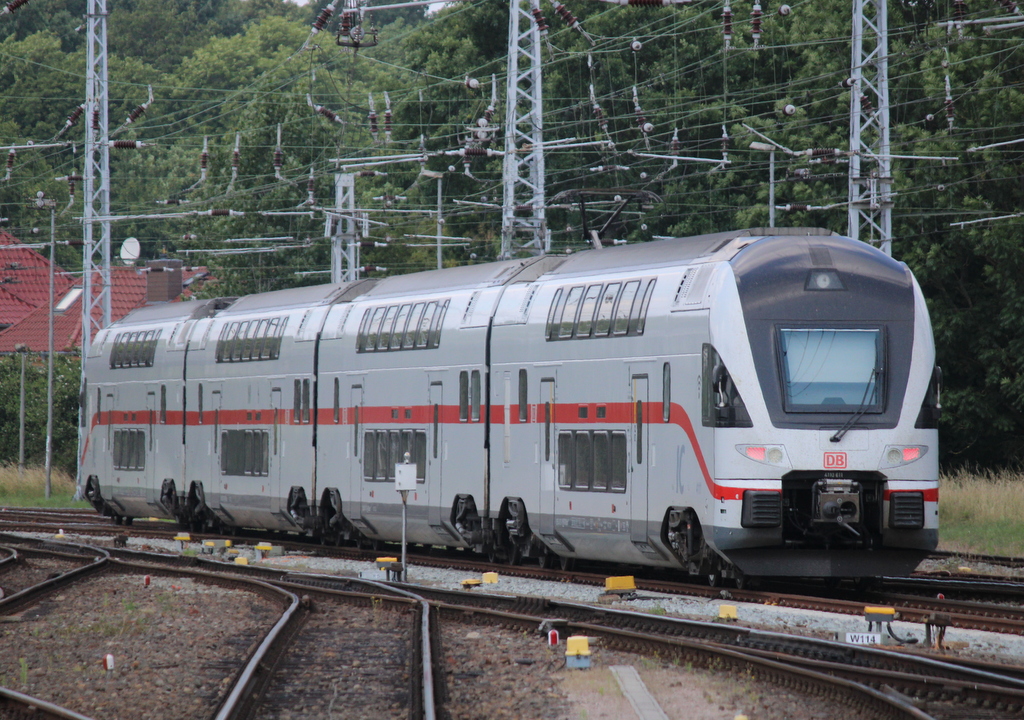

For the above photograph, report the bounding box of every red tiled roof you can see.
[0,264,212,353]
[0,232,74,322]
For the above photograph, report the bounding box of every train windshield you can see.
[779,328,882,412]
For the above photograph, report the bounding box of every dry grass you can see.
[0,464,80,506]
[939,467,1024,556]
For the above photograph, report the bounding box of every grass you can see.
[0,465,89,508]
[939,467,1024,557]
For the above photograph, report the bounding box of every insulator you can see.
[926,113,935,122]
[553,2,577,26]
[778,4,791,15]
[361,265,385,272]
[318,106,340,123]
[641,122,654,133]
[92,109,100,131]
[155,199,185,205]
[810,148,833,157]
[67,174,83,182]
[182,234,198,241]
[368,110,378,135]
[273,149,283,169]
[945,98,955,119]
[953,0,967,20]
[750,3,762,45]
[357,170,386,177]
[531,8,549,31]
[126,104,147,124]
[464,147,488,156]
[627,0,668,5]
[465,76,480,90]
[484,106,495,123]
[859,94,874,113]
[312,2,335,33]
[384,109,392,134]
[200,150,208,170]
[232,149,240,168]
[112,140,145,149]
[840,77,854,89]
[997,0,1017,13]
[791,168,811,178]
[57,104,85,137]
[5,150,13,169]
[722,5,732,44]
[307,175,315,194]
[783,104,796,116]
[670,130,680,153]
[631,39,642,52]
[339,11,353,35]
[210,209,232,216]
[1,0,31,15]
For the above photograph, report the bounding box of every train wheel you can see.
[707,572,720,587]
[539,549,556,569]
[507,542,523,566]
[559,555,575,572]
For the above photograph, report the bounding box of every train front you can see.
[703,233,939,577]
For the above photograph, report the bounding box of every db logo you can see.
[824,452,847,469]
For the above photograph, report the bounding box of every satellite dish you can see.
[119,237,141,265]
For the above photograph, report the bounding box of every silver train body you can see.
[81,228,940,578]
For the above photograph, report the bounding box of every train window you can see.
[702,344,753,428]
[428,299,448,349]
[365,307,386,352]
[574,432,592,490]
[239,321,255,360]
[215,326,229,362]
[635,399,643,463]
[379,430,393,480]
[613,281,641,335]
[251,319,269,358]
[559,286,584,339]
[518,369,528,422]
[333,378,340,423]
[416,302,436,348]
[432,402,439,459]
[593,282,614,335]
[404,303,425,349]
[631,279,656,335]
[391,304,412,350]
[377,306,398,351]
[610,432,627,491]
[160,385,167,424]
[459,371,469,422]
[198,384,204,424]
[232,322,248,361]
[557,431,573,489]
[363,431,376,480]
[293,380,302,424]
[546,288,564,340]
[302,379,311,424]
[592,432,610,490]
[272,318,286,359]
[544,401,552,461]
[357,309,372,352]
[220,430,270,476]
[662,363,671,423]
[415,431,427,480]
[401,430,414,466]
[576,285,603,337]
[112,429,145,471]
[471,370,481,422]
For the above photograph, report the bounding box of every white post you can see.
[768,150,776,229]
[18,348,25,479]
[395,451,416,583]
[46,203,55,499]
[436,176,443,270]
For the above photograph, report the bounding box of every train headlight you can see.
[736,444,790,468]
[879,445,928,469]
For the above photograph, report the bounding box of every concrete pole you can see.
[46,205,55,499]
[18,349,25,479]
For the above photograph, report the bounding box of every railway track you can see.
[0,537,443,720]
[9,533,1024,718]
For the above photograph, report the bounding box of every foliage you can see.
[0,354,81,475]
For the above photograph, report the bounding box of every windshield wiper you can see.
[830,368,878,443]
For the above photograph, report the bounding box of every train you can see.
[80,227,940,583]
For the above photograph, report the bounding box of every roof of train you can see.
[547,227,837,277]
[104,228,840,328]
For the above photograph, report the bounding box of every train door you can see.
[538,377,557,537]
[425,380,442,515]
[209,385,223,484]
[630,373,650,546]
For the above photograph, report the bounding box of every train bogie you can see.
[81,228,939,579]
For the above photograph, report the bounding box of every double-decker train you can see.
[81,227,940,582]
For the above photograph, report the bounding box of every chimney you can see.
[146,259,183,303]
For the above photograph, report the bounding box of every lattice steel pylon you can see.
[848,0,893,256]
[82,0,112,355]
[328,173,360,283]
[500,0,549,259]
